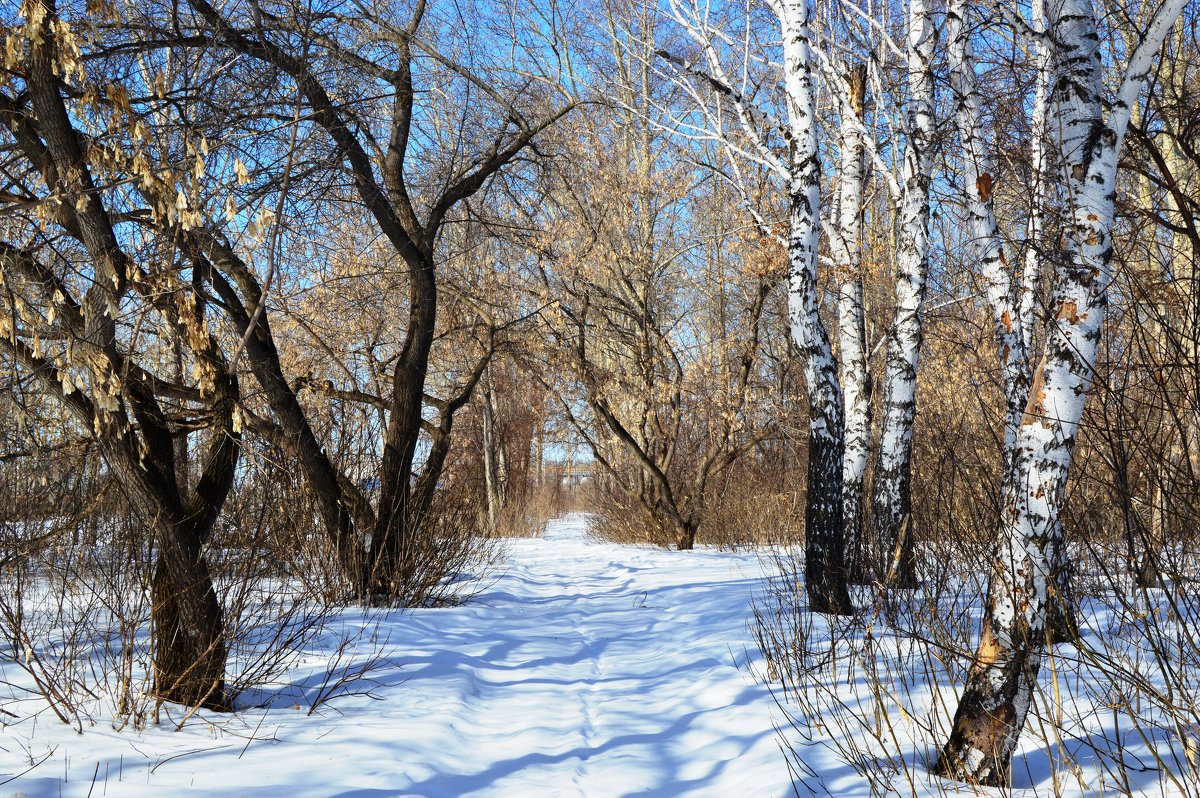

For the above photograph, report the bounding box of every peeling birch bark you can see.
[936,0,1190,784]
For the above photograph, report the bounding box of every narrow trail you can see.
[346,513,791,797]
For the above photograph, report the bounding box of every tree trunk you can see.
[482,377,502,533]
[779,0,853,616]
[949,0,1079,645]
[805,418,852,613]
[676,519,698,551]
[1137,437,1175,588]
[1019,0,1050,359]
[534,423,544,491]
[369,252,437,598]
[172,337,191,493]
[869,0,935,588]
[151,380,241,711]
[835,65,873,584]
[839,274,871,579]
[1045,525,1078,644]
[152,523,228,710]
[935,367,1087,784]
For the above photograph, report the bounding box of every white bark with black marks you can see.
[662,0,853,611]
[936,0,1190,784]
[777,0,853,614]
[870,0,935,585]
[833,65,871,580]
[947,0,1033,454]
[1020,0,1052,364]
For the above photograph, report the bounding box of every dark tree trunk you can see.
[1135,540,1162,589]
[370,259,436,597]
[1046,537,1078,644]
[871,456,919,587]
[482,376,504,533]
[676,520,698,551]
[369,303,497,601]
[805,424,854,615]
[151,525,228,710]
[150,385,240,710]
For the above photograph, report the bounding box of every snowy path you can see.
[2,513,793,797]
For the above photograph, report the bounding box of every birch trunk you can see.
[834,65,873,582]
[949,0,1081,646]
[482,376,502,534]
[778,0,853,615]
[870,0,935,586]
[1019,0,1051,361]
[936,0,1189,783]
[1027,5,1081,644]
[948,1,1032,447]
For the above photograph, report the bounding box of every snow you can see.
[1,514,790,797]
[4,515,1197,797]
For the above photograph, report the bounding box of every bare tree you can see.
[169,0,575,598]
[0,0,244,708]
[830,64,873,581]
[865,0,936,588]
[653,0,853,612]
[531,17,777,549]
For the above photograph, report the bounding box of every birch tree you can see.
[935,0,1190,783]
[811,0,935,584]
[831,65,873,580]
[946,0,1080,642]
[655,0,853,612]
[867,0,936,586]
[779,0,855,613]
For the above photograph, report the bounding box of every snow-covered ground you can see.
[1,514,793,797]
[5,514,1197,797]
